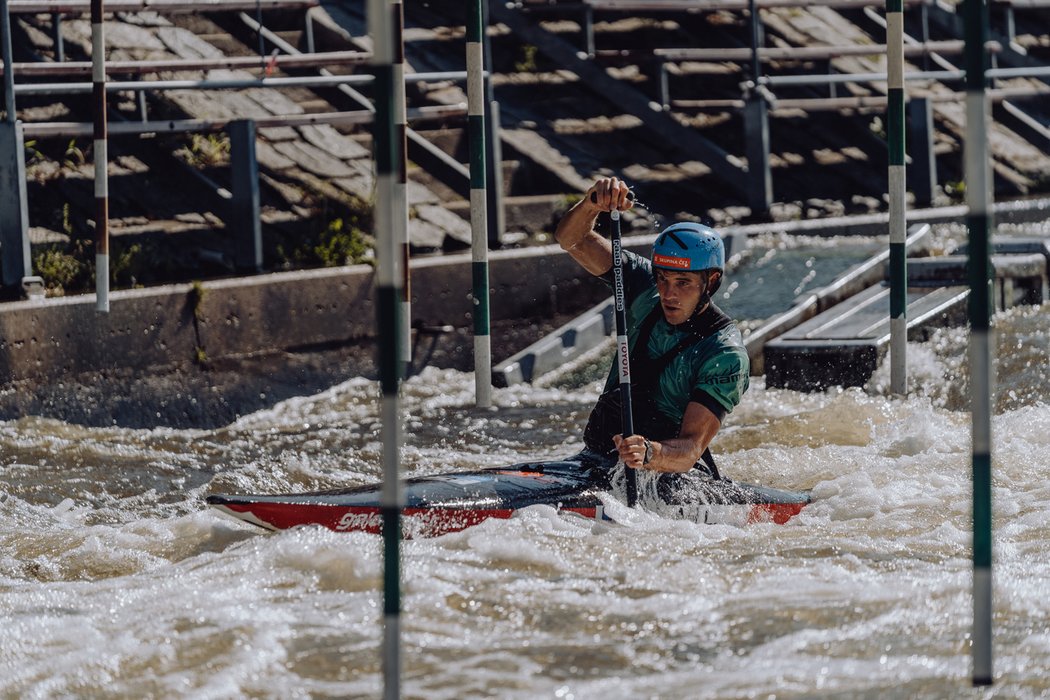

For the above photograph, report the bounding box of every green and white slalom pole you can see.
[963,0,995,686]
[887,0,907,394]
[369,1,405,697]
[91,0,109,313]
[468,0,492,408]
[392,0,410,375]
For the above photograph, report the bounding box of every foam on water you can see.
[2,306,1050,698]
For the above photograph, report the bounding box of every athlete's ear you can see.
[707,270,722,288]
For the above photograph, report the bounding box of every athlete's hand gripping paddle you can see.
[592,190,638,507]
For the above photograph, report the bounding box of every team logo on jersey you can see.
[703,373,744,385]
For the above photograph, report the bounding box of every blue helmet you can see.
[652,222,724,273]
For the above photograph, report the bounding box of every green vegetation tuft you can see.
[944,181,966,201]
[515,44,539,73]
[63,139,85,170]
[61,203,74,236]
[23,139,45,164]
[313,218,370,267]
[183,133,230,167]
[188,281,207,322]
[273,215,373,269]
[33,247,86,297]
[112,243,143,288]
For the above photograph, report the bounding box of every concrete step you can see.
[493,297,613,387]
[765,284,971,391]
[764,238,1050,391]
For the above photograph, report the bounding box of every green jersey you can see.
[598,250,749,428]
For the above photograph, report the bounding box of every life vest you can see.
[583,302,733,477]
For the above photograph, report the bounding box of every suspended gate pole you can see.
[480,0,504,248]
[369,0,405,697]
[887,0,907,394]
[468,0,491,408]
[91,0,109,312]
[392,1,410,374]
[963,0,994,686]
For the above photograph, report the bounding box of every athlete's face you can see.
[654,268,717,325]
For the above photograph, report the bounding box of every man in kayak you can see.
[554,177,749,480]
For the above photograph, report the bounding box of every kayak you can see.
[206,459,810,538]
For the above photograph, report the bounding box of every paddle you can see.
[592,190,638,507]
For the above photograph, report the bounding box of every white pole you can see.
[468,0,492,408]
[887,0,907,394]
[91,0,109,313]
[392,1,410,375]
[963,0,995,686]
[369,1,404,697]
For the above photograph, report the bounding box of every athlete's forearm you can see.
[554,200,613,277]
[613,433,712,473]
[644,437,709,473]
[637,402,721,473]
[554,197,601,250]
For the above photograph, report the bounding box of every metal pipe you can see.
[0,49,371,76]
[13,70,475,95]
[963,0,995,686]
[8,0,319,13]
[468,0,491,407]
[758,69,965,87]
[91,0,109,313]
[887,0,907,395]
[986,65,1050,79]
[650,39,979,62]
[254,0,264,56]
[748,0,760,84]
[1,0,15,122]
[303,5,315,53]
[21,104,467,138]
[670,85,1050,112]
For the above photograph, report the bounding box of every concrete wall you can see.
[0,242,629,384]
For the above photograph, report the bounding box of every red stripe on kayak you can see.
[748,502,807,525]
[221,503,521,538]
[220,501,805,537]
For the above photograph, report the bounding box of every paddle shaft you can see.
[592,191,638,506]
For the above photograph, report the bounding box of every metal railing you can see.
[0,0,478,296]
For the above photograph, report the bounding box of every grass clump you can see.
[33,247,86,296]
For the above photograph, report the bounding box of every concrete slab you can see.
[493,297,613,387]
[764,243,1050,391]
